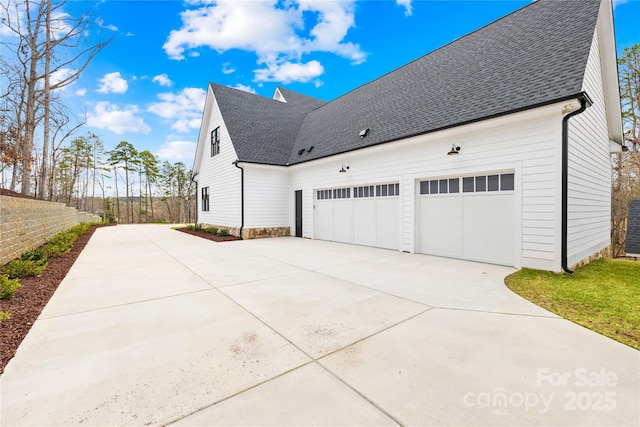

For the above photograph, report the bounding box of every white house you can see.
[192,0,623,272]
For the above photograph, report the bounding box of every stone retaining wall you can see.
[241,226,290,240]
[198,223,291,240]
[0,196,101,265]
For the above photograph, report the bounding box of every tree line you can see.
[0,0,195,223]
[612,44,640,256]
[50,135,195,224]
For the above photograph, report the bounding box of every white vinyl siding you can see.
[288,104,565,269]
[196,88,241,227]
[567,25,612,265]
[244,165,290,228]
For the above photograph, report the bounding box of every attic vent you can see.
[359,128,369,138]
[307,145,314,153]
[298,149,305,155]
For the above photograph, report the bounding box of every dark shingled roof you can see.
[275,87,326,112]
[211,83,324,164]
[625,200,640,256]
[211,0,602,166]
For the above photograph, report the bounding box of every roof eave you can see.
[597,0,624,145]
[288,93,590,166]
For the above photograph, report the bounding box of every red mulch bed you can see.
[174,227,242,242]
[0,225,111,375]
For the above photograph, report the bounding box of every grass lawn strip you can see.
[505,259,639,350]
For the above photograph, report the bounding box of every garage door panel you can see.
[333,200,354,244]
[315,184,399,250]
[463,194,515,265]
[419,196,462,257]
[316,202,333,241]
[418,172,516,266]
[376,198,399,250]
[354,199,376,247]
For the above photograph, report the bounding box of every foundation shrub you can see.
[0,274,21,299]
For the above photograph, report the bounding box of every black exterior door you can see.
[295,190,303,237]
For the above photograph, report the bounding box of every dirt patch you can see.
[174,227,242,242]
[0,224,111,375]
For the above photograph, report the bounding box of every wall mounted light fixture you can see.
[339,164,350,173]
[447,144,461,156]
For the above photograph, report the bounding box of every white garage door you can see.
[315,183,399,250]
[418,172,515,266]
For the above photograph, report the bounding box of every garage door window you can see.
[463,177,474,192]
[488,175,499,191]
[376,183,400,197]
[317,190,332,200]
[354,185,375,198]
[422,173,514,195]
[420,178,459,195]
[476,176,487,192]
[333,188,351,199]
[501,173,515,191]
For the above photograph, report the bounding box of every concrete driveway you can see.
[1,224,638,426]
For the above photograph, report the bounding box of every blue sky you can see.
[57,0,639,165]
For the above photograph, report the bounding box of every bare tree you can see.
[612,44,640,256]
[0,0,110,195]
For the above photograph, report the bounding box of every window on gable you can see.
[201,186,210,212]
[211,127,220,157]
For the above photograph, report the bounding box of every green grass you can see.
[505,259,640,350]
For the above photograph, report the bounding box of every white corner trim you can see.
[609,139,623,153]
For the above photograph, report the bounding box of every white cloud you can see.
[75,88,87,96]
[0,2,23,37]
[156,140,197,161]
[96,72,128,94]
[254,60,324,84]
[50,12,74,40]
[36,67,78,92]
[296,0,365,63]
[229,83,256,94]
[172,118,202,133]
[152,73,173,87]
[148,87,206,133]
[222,62,236,74]
[396,0,412,16]
[50,67,77,89]
[96,17,118,32]
[163,0,366,83]
[87,102,151,134]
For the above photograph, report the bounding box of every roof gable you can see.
[210,83,323,165]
